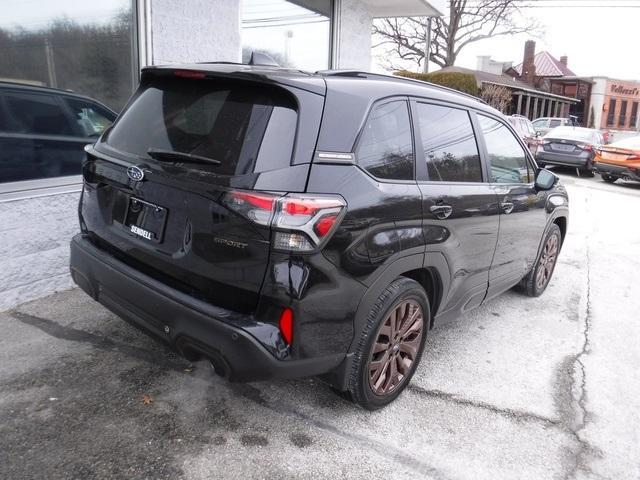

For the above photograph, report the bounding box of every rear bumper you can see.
[594,162,640,181]
[69,234,344,382]
[536,150,591,168]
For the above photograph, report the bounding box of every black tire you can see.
[346,277,429,410]
[519,224,562,297]
[601,174,617,184]
[583,160,595,177]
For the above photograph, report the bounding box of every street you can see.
[1,171,639,480]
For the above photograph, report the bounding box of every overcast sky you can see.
[457,2,640,80]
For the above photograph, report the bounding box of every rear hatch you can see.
[542,128,598,156]
[80,68,324,313]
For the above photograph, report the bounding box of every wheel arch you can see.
[553,215,567,247]
[400,267,443,329]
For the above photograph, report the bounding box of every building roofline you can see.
[482,80,579,103]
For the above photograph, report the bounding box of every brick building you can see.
[511,41,593,126]
[590,78,640,132]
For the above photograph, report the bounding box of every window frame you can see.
[0,0,137,200]
[473,111,537,186]
[352,96,417,184]
[409,97,486,185]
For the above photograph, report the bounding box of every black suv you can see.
[70,65,568,409]
[0,82,116,184]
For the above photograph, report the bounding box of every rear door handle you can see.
[500,202,515,214]
[430,204,453,219]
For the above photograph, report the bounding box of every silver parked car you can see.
[535,126,604,176]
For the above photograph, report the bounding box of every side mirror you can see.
[535,131,542,138]
[535,168,558,190]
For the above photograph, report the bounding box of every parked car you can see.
[536,126,604,176]
[594,135,640,183]
[0,82,116,184]
[531,117,575,136]
[507,114,541,153]
[70,65,569,409]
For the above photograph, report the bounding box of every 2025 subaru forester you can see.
[70,64,568,409]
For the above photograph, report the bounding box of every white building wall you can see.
[590,77,607,130]
[334,0,373,70]
[0,193,79,310]
[148,0,241,64]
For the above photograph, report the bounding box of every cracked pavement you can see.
[1,171,639,479]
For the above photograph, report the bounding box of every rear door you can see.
[82,72,319,313]
[411,100,500,314]
[475,113,547,298]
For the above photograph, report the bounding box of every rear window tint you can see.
[2,91,74,136]
[104,77,297,176]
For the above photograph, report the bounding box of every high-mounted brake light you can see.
[173,69,206,79]
[222,191,346,252]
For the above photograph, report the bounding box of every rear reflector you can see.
[279,308,294,345]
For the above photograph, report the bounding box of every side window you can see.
[532,119,546,129]
[525,120,536,136]
[3,92,74,136]
[65,98,115,137]
[478,115,533,184]
[549,119,562,128]
[356,100,414,180]
[415,102,482,182]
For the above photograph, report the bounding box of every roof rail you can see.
[316,69,488,105]
[0,79,77,96]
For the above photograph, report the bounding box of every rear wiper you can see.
[146,148,221,166]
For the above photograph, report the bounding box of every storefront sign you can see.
[610,83,640,97]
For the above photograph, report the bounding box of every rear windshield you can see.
[546,127,596,142]
[104,77,298,176]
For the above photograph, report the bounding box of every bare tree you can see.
[373,0,540,71]
[480,84,512,112]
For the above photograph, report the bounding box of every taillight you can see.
[223,190,346,252]
[279,308,294,345]
[579,144,593,152]
[225,191,278,226]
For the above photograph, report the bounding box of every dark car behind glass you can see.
[70,65,569,409]
[0,82,116,184]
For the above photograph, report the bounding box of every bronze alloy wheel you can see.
[368,299,424,396]
[536,233,559,290]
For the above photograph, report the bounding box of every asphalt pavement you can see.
[1,169,639,480]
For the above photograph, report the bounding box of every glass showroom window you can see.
[0,0,135,186]
[242,0,332,71]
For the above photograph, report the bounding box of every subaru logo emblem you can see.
[127,166,145,182]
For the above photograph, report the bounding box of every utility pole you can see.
[423,17,432,74]
[44,38,57,88]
